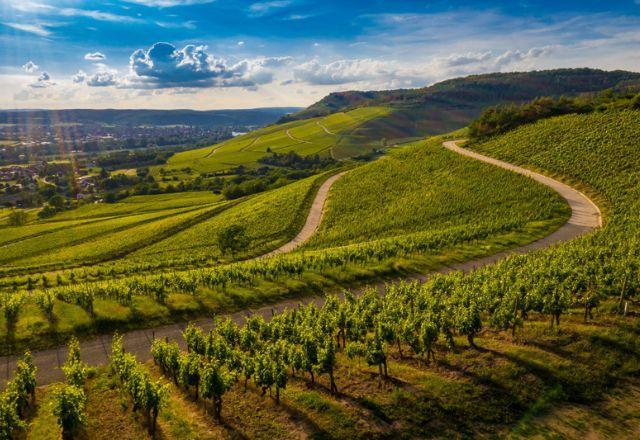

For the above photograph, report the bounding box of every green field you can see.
[161,107,390,175]
[0,130,572,350]
[127,173,326,263]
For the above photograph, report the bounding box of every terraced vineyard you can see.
[161,107,390,176]
[0,131,572,352]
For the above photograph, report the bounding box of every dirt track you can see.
[262,171,347,256]
[1,141,602,386]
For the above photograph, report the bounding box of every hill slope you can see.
[286,68,640,141]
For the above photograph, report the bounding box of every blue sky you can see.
[1,0,639,109]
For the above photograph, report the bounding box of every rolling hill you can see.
[161,106,390,175]
[284,68,640,141]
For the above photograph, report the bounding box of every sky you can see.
[0,0,639,110]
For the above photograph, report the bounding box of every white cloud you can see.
[293,59,393,85]
[155,20,196,29]
[238,41,245,46]
[2,22,51,37]
[8,3,143,24]
[87,71,118,87]
[29,71,55,88]
[248,1,291,17]
[22,61,39,73]
[126,42,292,89]
[122,0,216,7]
[84,52,106,61]
[72,70,87,83]
[57,8,143,23]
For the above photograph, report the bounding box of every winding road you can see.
[316,121,336,135]
[1,141,602,386]
[262,171,347,257]
[286,129,312,144]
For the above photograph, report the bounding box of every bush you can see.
[52,385,87,439]
[217,225,250,256]
[7,209,28,226]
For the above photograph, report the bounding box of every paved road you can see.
[1,141,602,386]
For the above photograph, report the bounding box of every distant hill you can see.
[283,68,640,141]
[0,107,302,128]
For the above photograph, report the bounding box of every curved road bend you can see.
[316,121,335,135]
[2,141,601,386]
[263,171,347,257]
[286,129,312,144]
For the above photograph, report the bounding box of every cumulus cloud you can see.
[87,71,118,87]
[494,47,552,67]
[435,51,492,68]
[72,70,87,83]
[84,52,106,61]
[293,59,392,85]
[29,71,54,88]
[123,0,215,7]
[22,61,39,73]
[429,46,555,77]
[126,42,292,89]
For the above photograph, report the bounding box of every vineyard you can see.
[161,106,391,176]
[0,174,326,276]
[2,107,640,438]
[302,137,568,249]
[0,134,570,352]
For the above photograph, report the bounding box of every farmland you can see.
[0,174,326,275]
[13,106,639,439]
[302,137,569,250]
[0,129,573,351]
[160,107,390,176]
[1,87,640,440]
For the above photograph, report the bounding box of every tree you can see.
[52,385,87,440]
[216,225,249,256]
[7,209,28,226]
[48,194,66,210]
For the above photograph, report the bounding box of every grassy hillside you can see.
[0,133,570,351]
[126,173,328,263]
[161,106,390,175]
